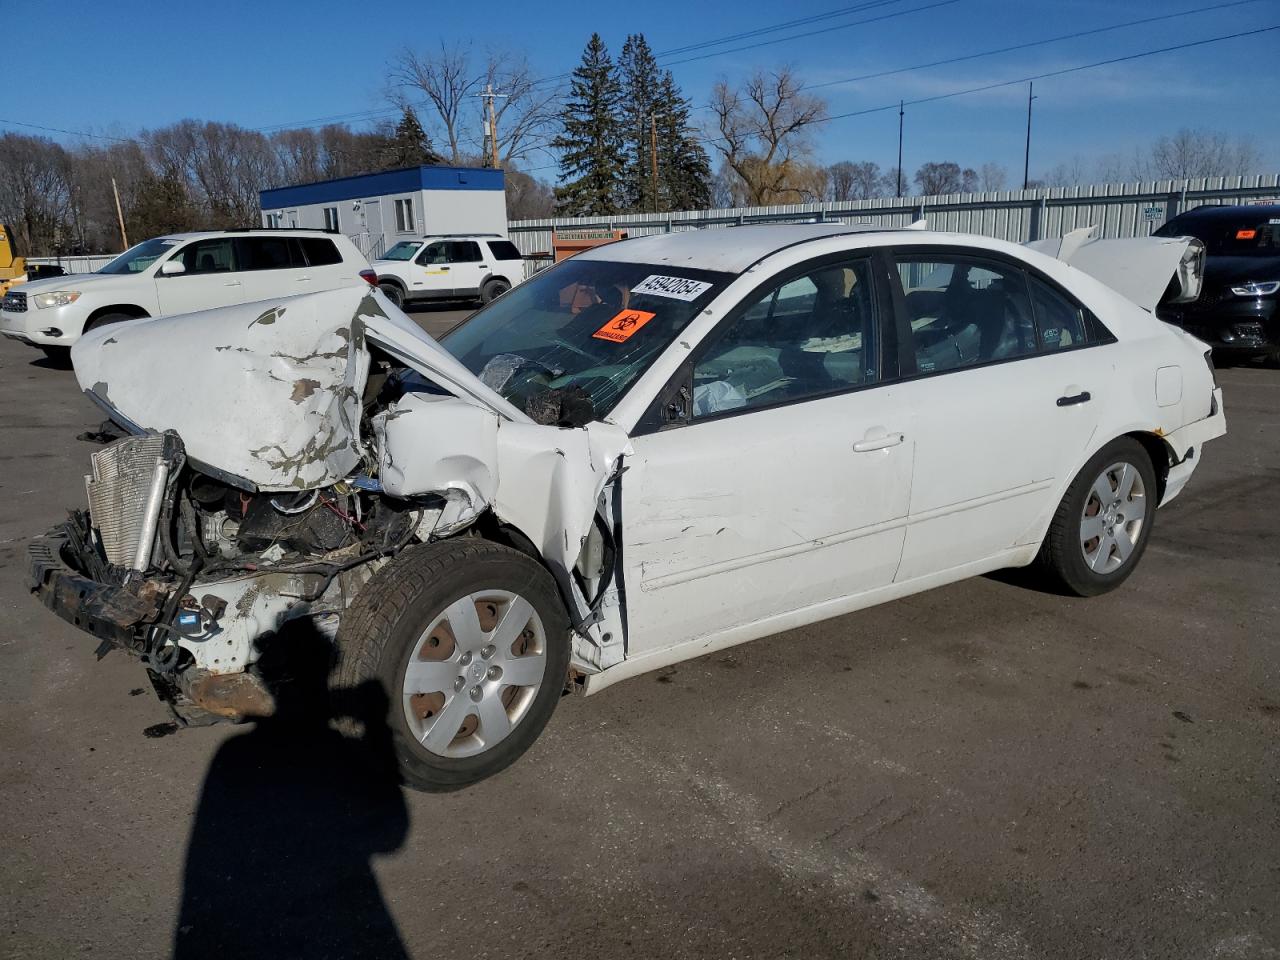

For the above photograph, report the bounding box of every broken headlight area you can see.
[28,427,431,727]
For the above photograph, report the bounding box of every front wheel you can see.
[333,540,570,791]
[1034,437,1158,597]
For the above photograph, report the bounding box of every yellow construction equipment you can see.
[0,226,66,295]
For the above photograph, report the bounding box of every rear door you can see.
[885,247,1113,581]
[442,240,486,297]
[234,236,311,302]
[155,238,245,315]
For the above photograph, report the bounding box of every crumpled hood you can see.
[71,287,527,491]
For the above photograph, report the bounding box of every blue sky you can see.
[4,0,1278,183]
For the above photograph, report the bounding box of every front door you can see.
[412,240,458,298]
[620,255,914,657]
[155,237,246,316]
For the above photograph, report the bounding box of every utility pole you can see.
[110,177,129,250]
[649,113,659,213]
[896,100,905,198]
[476,84,508,169]
[1023,81,1036,190]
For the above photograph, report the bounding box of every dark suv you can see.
[1155,204,1280,363]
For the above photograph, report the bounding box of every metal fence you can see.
[507,174,1280,268]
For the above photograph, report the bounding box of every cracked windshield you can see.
[441,258,732,418]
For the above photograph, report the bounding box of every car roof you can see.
[154,229,348,242]
[576,223,903,273]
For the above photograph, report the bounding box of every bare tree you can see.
[0,133,76,253]
[1042,156,1088,188]
[709,67,828,205]
[1149,128,1261,179]
[978,162,1007,191]
[391,42,481,164]
[482,52,561,166]
[913,161,977,196]
[826,160,883,201]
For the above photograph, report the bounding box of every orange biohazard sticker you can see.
[593,309,656,343]
[1237,229,1257,240]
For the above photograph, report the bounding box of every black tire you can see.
[1034,437,1158,597]
[480,278,510,304]
[378,282,405,309]
[86,312,136,331]
[333,539,570,792]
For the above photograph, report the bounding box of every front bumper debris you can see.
[27,515,276,722]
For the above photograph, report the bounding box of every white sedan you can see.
[36,224,1225,790]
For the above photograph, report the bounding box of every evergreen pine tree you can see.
[552,34,625,216]
[385,109,442,169]
[654,71,712,211]
[619,34,661,212]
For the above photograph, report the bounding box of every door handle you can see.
[223,280,241,287]
[478,263,488,268]
[295,276,312,282]
[853,430,905,453]
[1056,391,1091,407]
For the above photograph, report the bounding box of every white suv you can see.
[372,234,524,308]
[0,229,375,359]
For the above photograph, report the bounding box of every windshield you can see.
[1157,214,1280,257]
[97,237,180,274]
[380,241,422,261]
[441,258,733,418]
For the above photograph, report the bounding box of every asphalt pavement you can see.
[1,317,1277,960]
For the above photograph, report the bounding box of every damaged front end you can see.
[30,287,631,727]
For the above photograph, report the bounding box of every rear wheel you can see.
[333,539,570,791]
[378,282,405,309]
[481,278,510,304]
[1034,437,1158,597]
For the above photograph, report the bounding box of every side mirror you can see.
[159,260,186,276]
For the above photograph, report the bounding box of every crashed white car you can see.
[29,225,1225,790]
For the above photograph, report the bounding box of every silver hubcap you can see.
[401,590,546,758]
[1080,460,1147,575]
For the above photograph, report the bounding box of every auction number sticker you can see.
[631,274,713,301]
[593,309,656,343]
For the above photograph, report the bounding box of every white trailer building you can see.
[259,165,507,261]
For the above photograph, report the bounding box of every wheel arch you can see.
[85,304,149,328]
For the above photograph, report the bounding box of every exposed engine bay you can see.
[30,288,632,724]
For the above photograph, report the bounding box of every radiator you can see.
[85,435,171,570]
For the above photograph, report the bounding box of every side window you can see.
[416,241,448,266]
[176,238,236,275]
[299,238,342,266]
[394,198,415,233]
[486,239,521,262]
[692,258,878,418]
[238,237,304,271]
[447,241,482,263]
[895,254,1036,374]
[1028,275,1090,350]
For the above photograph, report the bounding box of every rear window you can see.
[1156,212,1280,257]
[486,240,522,262]
[300,237,343,266]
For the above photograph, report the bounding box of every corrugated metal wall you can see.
[507,174,1280,263]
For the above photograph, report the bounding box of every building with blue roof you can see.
[259,165,508,260]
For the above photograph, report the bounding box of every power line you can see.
[662,0,961,68]
[814,24,1280,132]
[0,117,131,142]
[656,0,912,56]
[807,0,1267,91]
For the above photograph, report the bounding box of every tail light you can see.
[359,269,378,287]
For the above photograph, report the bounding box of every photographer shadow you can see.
[173,629,409,960]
